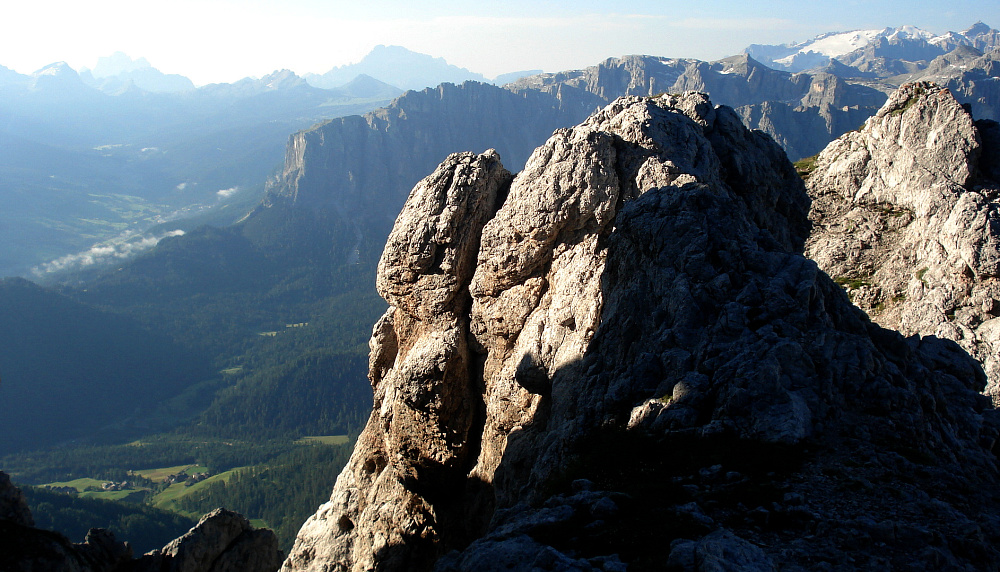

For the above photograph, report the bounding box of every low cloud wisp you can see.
[33,229,186,275]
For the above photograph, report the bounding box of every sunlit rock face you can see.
[805,81,1000,402]
[284,93,1000,572]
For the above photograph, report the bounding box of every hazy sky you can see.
[4,0,1000,85]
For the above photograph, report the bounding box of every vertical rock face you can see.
[281,151,513,571]
[805,81,1000,400]
[285,93,1000,571]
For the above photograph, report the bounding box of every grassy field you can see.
[79,489,148,502]
[43,477,109,492]
[294,435,350,446]
[43,477,151,501]
[42,463,234,516]
[151,468,242,516]
[134,465,210,482]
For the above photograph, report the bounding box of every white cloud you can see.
[217,186,239,198]
[32,230,185,275]
[176,182,187,190]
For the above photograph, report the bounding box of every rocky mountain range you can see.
[6,23,1000,572]
[746,22,1000,74]
[80,52,196,94]
[7,24,997,280]
[9,77,1000,572]
[304,45,490,91]
[281,88,1000,571]
[254,30,1000,275]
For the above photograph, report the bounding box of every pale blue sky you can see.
[4,0,999,85]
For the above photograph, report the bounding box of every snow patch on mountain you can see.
[747,24,996,73]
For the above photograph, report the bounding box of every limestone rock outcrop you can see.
[805,81,1000,400]
[132,508,282,572]
[284,93,1000,570]
[281,151,512,571]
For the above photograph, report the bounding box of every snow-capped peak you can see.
[779,29,884,60]
[888,25,936,42]
[746,24,995,73]
[33,62,75,77]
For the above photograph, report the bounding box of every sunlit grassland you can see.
[151,468,244,516]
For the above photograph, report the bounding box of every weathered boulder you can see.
[132,508,282,572]
[284,93,1000,571]
[805,81,1000,400]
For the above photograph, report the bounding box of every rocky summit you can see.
[805,81,1000,402]
[282,93,1000,570]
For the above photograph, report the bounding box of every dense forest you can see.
[22,486,197,554]
[14,441,354,553]
[174,443,354,552]
[0,277,214,453]
[0,221,380,550]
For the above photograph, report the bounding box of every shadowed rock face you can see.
[805,81,1000,401]
[0,471,33,528]
[1,471,131,572]
[284,93,1000,571]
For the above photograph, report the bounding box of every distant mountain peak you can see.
[91,51,153,78]
[29,62,89,92]
[964,21,993,38]
[305,45,488,91]
[33,61,76,77]
[335,73,404,99]
[261,69,306,90]
[79,52,195,93]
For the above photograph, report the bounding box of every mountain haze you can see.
[81,52,196,93]
[0,60,400,277]
[305,45,489,91]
